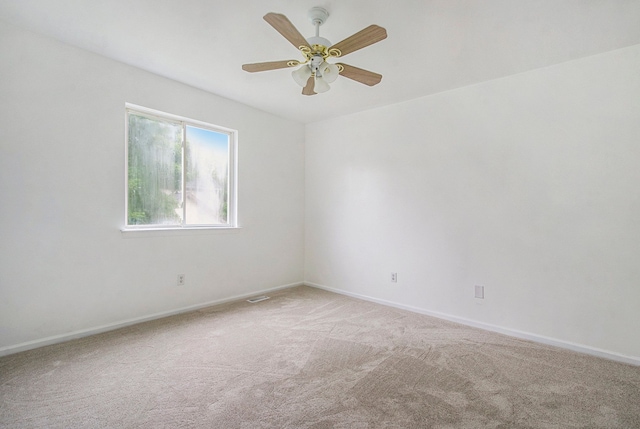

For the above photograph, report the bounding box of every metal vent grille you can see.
[247,295,270,304]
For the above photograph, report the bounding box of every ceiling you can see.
[1,0,640,124]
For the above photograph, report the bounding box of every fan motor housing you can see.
[307,36,332,47]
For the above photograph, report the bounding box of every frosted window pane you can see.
[184,126,230,225]
[127,114,183,225]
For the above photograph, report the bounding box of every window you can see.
[125,104,236,229]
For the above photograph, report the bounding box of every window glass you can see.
[184,125,230,225]
[127,113,183,226]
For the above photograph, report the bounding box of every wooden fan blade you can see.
[329,25,387,57]
[302,76,316,96]
[338,63,382,86]
[264,13,310,50]
[242,60,297,73]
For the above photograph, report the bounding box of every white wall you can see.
[0,21,305,352]
[305,45,640,361]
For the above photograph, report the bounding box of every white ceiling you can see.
[1,0,640,123]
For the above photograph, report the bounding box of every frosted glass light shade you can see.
[292,65,312,87]
[320,62,339,83]
[314,75,330,93]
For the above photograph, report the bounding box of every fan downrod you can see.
[306,7,332,49]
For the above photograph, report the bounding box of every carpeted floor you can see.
[1,286,639,428]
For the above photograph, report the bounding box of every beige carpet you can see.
[1,286,639,428]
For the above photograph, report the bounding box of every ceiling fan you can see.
[242,7,387,96]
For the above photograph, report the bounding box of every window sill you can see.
[120,226,241,238]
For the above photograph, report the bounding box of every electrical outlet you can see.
[391,272,397,283]
[177,274,185,286]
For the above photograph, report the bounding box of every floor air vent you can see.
[247,295,270,304]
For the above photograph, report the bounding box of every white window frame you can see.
[123,103,238,231]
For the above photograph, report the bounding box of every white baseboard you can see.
[0,282,303,357]
[305,282,640,367]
